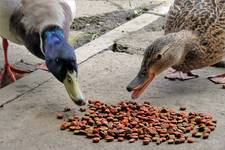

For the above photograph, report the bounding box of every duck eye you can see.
[55,58,59,63]
[141,69,147,76]
[156,54,162,60]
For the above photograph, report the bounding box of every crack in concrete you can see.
[0,78,52,108]
[145,11,166,17]
[79,49,108,65]
[0,49,107,108]
[108,2,125,11]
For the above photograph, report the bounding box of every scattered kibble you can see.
[58,100,217,145]
[80,107,86,112]
[93,137,100,143]
[143,139,150,145]
[179,106,187,111]
[118,137,124,142]
[105,136,114,142]
[203,133,209,139]
[64,107,71,112]
[129,139,136,143]
[167,139,174,144]
[56,112,64,119]
[187,137,195,143]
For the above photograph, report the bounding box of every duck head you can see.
[42,26,85,106]
[127,30,197,99]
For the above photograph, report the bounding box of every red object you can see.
[0,38,30,87]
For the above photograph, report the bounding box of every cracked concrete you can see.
[76,0,168,17]
[1,0,225,150]
[0,50,225,150]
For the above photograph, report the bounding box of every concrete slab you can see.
[0,51,225,150]
[113,16,166,55]
[76,3,170,64]
[76,0,168,17]
[114,30,164,55]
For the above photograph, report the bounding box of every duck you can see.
[0,0,85,105]
[127,0,225,99]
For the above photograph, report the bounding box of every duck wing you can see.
[165,0,223,35]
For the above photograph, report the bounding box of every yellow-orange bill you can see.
[131,74,155,99]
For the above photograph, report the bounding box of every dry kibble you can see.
[179,106,187,111]
[56,112,64,119]
[118,137,124,142]
[203,133,209,139]
[64,107,71,112]
[167,139,174,144]
[105,136,114,142]
[143,139,150,145]
[58,100,216,145]
[80,107,86,112]
[194,132,202,138]
[93,137,100,143]
[187,137,195,143]
[129,139,136,143]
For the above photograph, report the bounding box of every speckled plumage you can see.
[165,0,225,72]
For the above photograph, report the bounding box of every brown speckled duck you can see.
[127,0,225,99]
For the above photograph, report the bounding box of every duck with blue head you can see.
[42,26,85,106]
[0,0,85,106]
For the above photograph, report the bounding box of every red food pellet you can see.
[58,100,216,145]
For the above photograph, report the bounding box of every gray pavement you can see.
[76,0,167,17]
[0,51,225,150]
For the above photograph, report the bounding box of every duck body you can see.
[165,0,225,72]
[127,0,225,99]
[0,0,76,59]
[0,0,86,105]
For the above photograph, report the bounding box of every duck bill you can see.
[63,71,86,106]
[127,73,155,99]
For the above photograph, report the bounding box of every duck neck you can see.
[41,26,65,54]
[168,30,197,65]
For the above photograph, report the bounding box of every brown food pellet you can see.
[58,100,216,145]
[93,137,100,143]
[179,106,187,111]
[129,139,136,143]
[80,107,86,112]
[56,112,64,119]
[203,133,209,139]
[187,137,195,143]
[143,139,150,145]
[118,137,124,142]
[105,136,114,142]
[64,107,71,112]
